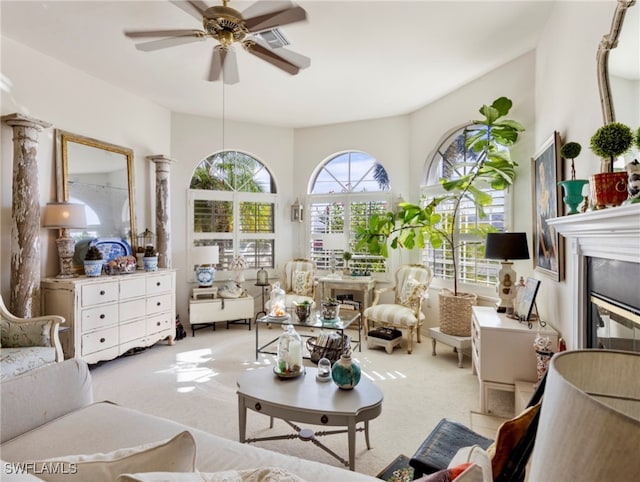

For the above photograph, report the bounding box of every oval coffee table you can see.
[237,366,383,471]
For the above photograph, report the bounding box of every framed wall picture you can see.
[515,277,541,322]
[531,131,564,281]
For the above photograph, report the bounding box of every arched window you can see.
[421,126,504,288]
[308,151,391,273]
[188,151,276,271]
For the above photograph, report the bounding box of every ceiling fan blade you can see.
[241,1,294,20]
[251,36,310,69]
[222,47,239,85]
[125,29,202,39]
[133,35,206,52]
[169,0,209,21]
[244,42,299,75]
[244,5,306,33]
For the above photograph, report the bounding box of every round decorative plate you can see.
[267,314,291,321]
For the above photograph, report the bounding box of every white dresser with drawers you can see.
[41,269,176,364]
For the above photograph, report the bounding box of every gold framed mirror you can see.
[55,129,137,268]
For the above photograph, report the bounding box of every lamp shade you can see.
[323,233,345,251]
[42,202,87,229]
[484,232,529,260]
[192,245,219,266]
[530,350,640,480]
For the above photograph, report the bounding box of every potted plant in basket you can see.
[355,97,524,336]
[558,141,588,215]
[84,246,104,277]
[320,297,340,321]
[589,122,634,208]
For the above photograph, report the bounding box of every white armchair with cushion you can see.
[363,264,433,354]
[266,259,318,312]
[0,295,64,380]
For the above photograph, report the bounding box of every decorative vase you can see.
[294,302,311,323]
[331,353,361,390]
[558,179,589,215]
[136,252,145,270]
[321,301,340,320]
[83,259,103,277]
[589,172,628,209]
[143,256,158,272]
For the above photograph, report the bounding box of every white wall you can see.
[0,36,171,304]
[533,0,614,348]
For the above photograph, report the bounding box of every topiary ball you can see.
[590,122,634,158]
[560,142,582,160]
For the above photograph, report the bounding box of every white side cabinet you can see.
[189,290,253,336]
[471,306,558,413]
[41,270,176,364]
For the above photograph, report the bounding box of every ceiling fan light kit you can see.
[124,0,310,84]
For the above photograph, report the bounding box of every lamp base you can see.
[56,235,78,278]
[496,261,517,313]
[195,266,215,287]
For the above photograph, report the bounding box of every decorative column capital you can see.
[2,113,52,131]
[147,155,177,166]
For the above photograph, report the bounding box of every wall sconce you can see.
[42,202,87,278]
[291,198,303,222]
[192,245,219,287]
[484,232,530,313]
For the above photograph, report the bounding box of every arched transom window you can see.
[188,151,277,271]
[308,151,391,273]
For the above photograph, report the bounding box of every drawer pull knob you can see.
[255,402,262,411]
[156,282,161,286]
[100,290,105,296]
[100,314,105,319]
[100,337,106,343]
[321,415,329,424]
[156,321,161,326]
[156,302,161,306]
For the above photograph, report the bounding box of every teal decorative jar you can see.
[331,353,361,390]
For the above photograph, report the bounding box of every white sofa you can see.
[0,359,379,481]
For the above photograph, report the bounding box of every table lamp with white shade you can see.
[323,233,344,277]
[192,246,219,287]
[42,202,87,278]
[484,232,530,313]
[530,350,640,481]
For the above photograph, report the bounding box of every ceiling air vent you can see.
[255,27,290,49]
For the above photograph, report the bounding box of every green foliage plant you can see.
[560,141,582,180]
[84,246,103,261]
[355,97,524,296]
[635,127,640,151]
[590,122,633,171]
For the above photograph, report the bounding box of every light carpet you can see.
[90,324,514,478]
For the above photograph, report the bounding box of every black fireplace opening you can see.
[587,257,640,351]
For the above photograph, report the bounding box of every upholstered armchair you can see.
[266,259,318,312]
[363,264,433,354]
[0,295,65,380]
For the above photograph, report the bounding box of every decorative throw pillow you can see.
[488,402,541,478]
[448,445,492,482]
[118,467,308,482]
[292,270,313,296]
[400,277,424,306]
[21,431,196,482]
[0,319,51,348]
[412,463,473,482]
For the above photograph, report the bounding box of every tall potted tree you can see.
[356,97,524,336]
[558,141,588,215]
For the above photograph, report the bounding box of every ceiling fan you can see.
[124,0,310,84]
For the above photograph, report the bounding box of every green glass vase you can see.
[558,179,589,215]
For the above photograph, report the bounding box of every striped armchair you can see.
[265,259,318,312]
[364,264,433,354]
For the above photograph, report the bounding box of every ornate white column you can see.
[147,155,176,269]
[2,113,52,317]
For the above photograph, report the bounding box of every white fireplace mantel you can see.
[547,203,640,347]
